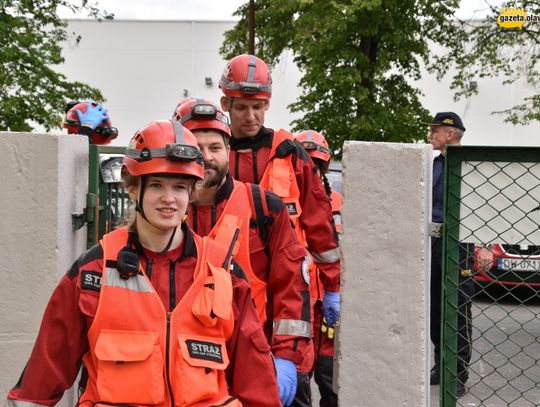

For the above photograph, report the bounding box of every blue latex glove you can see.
[274,357,297,406]
[76,102,108,129]
[322,290,341,326]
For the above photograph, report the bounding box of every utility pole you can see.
[248,0,255,55]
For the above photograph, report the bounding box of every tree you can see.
[221,0,464,154]
[0,1,112,132]
[429,0,540,125]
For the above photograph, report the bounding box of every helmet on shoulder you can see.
[219,54,272,100]
[173,98,231,138]
[63,101,118,145]
[123,120,204,180]
[295,130,332,162]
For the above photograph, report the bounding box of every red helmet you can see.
[296,130,332,162]
[123,120,204,180]
[173,98,231,138]
[219,54,272,100]
[63,102,118,145]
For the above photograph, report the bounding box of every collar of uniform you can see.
[434,153,445,163]
[229,126,273,151]
[181,221,196,258]
[134,222,196,261]
[215,173,234,204]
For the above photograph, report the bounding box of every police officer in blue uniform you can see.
[427,112,475,398]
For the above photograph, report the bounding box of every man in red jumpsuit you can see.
[296,130,342,407]
[174,98,311,407]
[219,54,341,407]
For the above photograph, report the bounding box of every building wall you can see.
[0,133,88,399]
[57,19,540,148]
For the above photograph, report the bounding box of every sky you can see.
[59,0,507,21]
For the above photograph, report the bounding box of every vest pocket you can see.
[94,329,164,404]
[175,334,229,406]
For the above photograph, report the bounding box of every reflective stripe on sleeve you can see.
[311,247,340,263]
[273,319,311,338]
[6,401,48,407]
[103,267,153,293]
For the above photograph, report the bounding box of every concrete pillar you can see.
[0,133,88,398]
[335,141,432,406]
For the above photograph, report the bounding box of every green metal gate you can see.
[74,145,130,248]
[441,145,540,406]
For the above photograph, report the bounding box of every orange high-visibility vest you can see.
[331,190,343,235]
[260,129,305,246]
[208,180,268,325]
[81,227,241,407]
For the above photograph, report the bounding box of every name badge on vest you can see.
[81,271,102,292]
[285,202,298,216]
[186,339,224,363]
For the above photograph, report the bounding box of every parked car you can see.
[326,160,342,193]
[474,243,540,288]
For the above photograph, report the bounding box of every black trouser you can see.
[430,237,474,384]
[314,355,338,407]
[291,371,312,407]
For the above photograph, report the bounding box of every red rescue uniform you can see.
[188,174,310,366]
[229,127,340,293]
[6,224,279,407]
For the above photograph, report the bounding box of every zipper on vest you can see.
[252,149,259,183]
[211,205,217,228]
[169,260,176,311]
[210,397,239,406]
[234,151,239,179]
[166,312,175,407]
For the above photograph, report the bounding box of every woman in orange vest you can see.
[6,120,280,407]
[295,130,342,407]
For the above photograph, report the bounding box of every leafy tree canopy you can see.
[221,0,539,154]
[430,0,540,125]
[0,0,112,132]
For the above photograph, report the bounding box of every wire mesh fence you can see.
[441,146,540,406]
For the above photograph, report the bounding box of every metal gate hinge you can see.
[71,193,97,231]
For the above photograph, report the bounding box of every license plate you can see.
[498,258,540,272]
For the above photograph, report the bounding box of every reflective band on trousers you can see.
[273,319,311,338]
[311,247,340,263]
[6,401,47,407]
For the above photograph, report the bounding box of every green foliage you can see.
[221,0,462,154]
[428,0,540,125]
[0,1,112,132]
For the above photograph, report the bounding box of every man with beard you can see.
[173,99,311,407]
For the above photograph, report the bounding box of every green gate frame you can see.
[86,144,129,248]
[441,145,540,406]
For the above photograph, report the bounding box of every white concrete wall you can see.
[336,142,432,406]
[0,133,88,398]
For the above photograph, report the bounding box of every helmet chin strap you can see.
[134,175,180,254]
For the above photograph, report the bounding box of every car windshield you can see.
[327,160,342,193]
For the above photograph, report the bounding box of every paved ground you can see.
[430,286,540,406]
[308,287,540,406]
